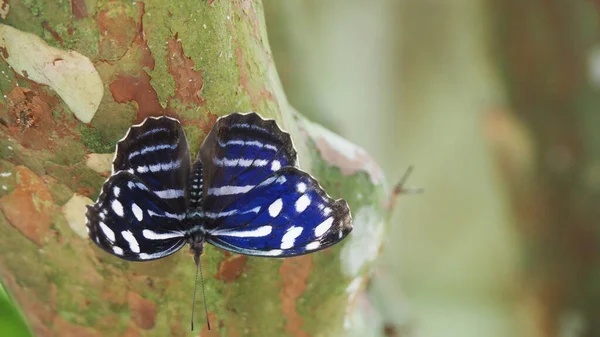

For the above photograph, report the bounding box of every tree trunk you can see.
[488,1,600,336]
[0,1,392,336]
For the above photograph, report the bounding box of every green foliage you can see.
[0,283,32,337]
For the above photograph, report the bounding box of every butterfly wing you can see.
[113,116,191,214]
[86,171,187,261]
[198,112,298,218]
[198,112,351,257]
[86,116,191,261]
[204,167,352,257]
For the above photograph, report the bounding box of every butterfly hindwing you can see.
[86,171,187,261]
[113,116,191,213]
[198,113,298,213]
[204,167,352,257]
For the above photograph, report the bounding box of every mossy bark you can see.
[0,1,392,336]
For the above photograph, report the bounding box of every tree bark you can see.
[0,1,392,336]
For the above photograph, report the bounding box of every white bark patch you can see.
[302,120,385,185]
[0,1,9,20]
[340,207,385,277]
[61,193,94,239]
[86,153,113,173]
[0,24,103,123]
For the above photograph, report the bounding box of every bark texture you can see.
[0,1,391,336]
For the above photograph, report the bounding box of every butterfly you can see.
[85,112,353,328]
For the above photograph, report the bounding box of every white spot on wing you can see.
[132,203,143,221]
[208,185,254,196]
[213,158,269,167]
[148,209,185,220]
[204,206,260,219]
[306,241,321,250]
[111,200,124,217]
[128,143,178,160]
[268,198,283,217]
[121,230,140,253]
[297,182,307,193]
[154,189,184,199]
[142,230,185,240]
[258,176,277,187]
[281,226,303,249]
[99,221,115,242]
[113,186,120,197]
[211,226,272,238]
[218,139,278,151]
[315,217,333,237]
[271,160,281,171]
[264,249,283,256]
[112,246,124,255]
[295,195,311,213]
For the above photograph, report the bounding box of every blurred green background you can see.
[265,0,600,336]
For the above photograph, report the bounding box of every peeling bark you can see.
[0,1,392,336]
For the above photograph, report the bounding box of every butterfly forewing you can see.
[87,116,192,261]
[113,116,191,214]
[199,113,298,214]
[86,171,187,261]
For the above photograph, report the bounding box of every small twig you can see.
[384,165,423,210]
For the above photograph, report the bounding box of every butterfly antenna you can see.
[190,258,211,331]
[199,258,211,330]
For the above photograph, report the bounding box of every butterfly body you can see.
[86,112,352,264]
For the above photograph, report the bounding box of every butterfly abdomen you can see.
[188,161,204,210]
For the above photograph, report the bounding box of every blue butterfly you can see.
[86,112,352,265]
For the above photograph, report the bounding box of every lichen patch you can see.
[340,206,385,277]
[61,193,94,239]
[85,153,113,174]
[0,24,103,123]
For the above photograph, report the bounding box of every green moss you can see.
[0,212,49,297]
[47,180,73,206]
[0,160,16,198]
[77,124,114,153]
[82,94,136,153]
[182,124,204,158]
[12,147,50,177]
[298,247,349,336]
[143,1,251,114]
[0,62,19,95]
[20,0,43,17]
[0,140,15,162]
[48,137,88,166]
[44,162,106,200]
[224,256,285,335]
[64,19,101,57]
